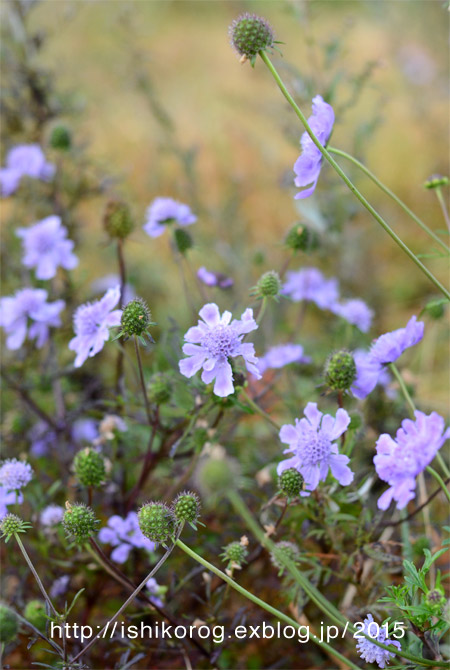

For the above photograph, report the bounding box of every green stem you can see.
[256,297,267,324]
[240,388,280,431]
[328,147,450,253]
[435,187,450,233]
[258,51,450,302]
[133,335,153,427]
[14,534,58,617]
[228,490,447,667]
[426,466,450,505]
[176,539,361,670]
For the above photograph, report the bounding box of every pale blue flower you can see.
[356,614,401,668]
[282,267,339,310]
[98,512,155,563]
[144,197,196,238]
[257,344,310,375]
[0,458,33,491]
[0,144,55,196]
[0,487,22,519]
[16,215,78,280]
[0,288,65,350]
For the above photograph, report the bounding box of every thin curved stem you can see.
[328,147,450,253]
[426,466,450,505]
[15,534,58,617]
[240,388,280,431]
[258,51,450,302]
[435,187,450,233]
[388,363,416,418]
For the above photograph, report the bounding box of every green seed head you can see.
[270,541,301,574]
[324,350,356,391]
[138,502,176,545]
[0,603,18,643]
[221,541,248,567]
[62,502,99,543]
[285,223,319,253]
[172,491,201,525]
[252,270,282,300]
[424,174,449,190]
[147,372,172,405]
[173,228,193,254]
[278,468,303,498]
[49,124,72,151]
[73,448,106,488]
[229,13,274,60]
[103,199,135,239]
[24,600,47,631]
[120,298,151,337]
[1,514,30,541]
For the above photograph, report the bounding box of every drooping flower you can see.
[257,344,310,375]
[331,298,374,333]
[293,96,334,199]
[277,402,353,496]
[355,614,401,668]
[0,459,33,491]
[351,316,424,399]
[0,144,55,196]
[0,288,65,350]
[282,267,339,310]
[0,487,23,519]
[98,512,155,563]
[179,303,261,397]
[374,411,450,510]
[143,197,196,238]
[16,216,78,280]
[69,287,122,368]
[40,504,65,527]
[197,267,234,289]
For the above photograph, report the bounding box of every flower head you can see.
[98,512,155,563]
[69,287,122,368]
[143,197,196,238]
[0,288,65,350]
[146,577,166,607]
[16,216,78,280]
[0,144,55,196]
[229,13,274,63]
[374,411,450,510]
[40,505,64,527]
[293,96,334,199]
[257,343,310,375]
[277,402,353,496]
[355,614,401,668]
[282,267,339,310]
[197,267,233,289]
[351,316,424,399]
[0,459,33,491]
[179,303,260,397]
[331,298,374,333]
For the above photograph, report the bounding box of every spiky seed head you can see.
[252,270,282,300]
[229,13,274,59]
[103,199,135,239]
[49,124,72,151]
[147,372,172,405]
[120,298,151,337]
[138,502,176,545]
[221,541,248,567]
[0,603,18,643]
[424,174,449,189]
[285,223,319,253]
[278,468,303,498]
[172,491,201,524]
[24,600,47,631]
[270,541,301,574]
[73,448,106,488]
[324,350,356,391]
[1,514,30,541]
[62,502,99,543]
[173,228,193,254]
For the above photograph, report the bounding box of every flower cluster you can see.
[0,459,33,491]
[16,216,78,280]
[0,288,65,350]
[355,614,401,668]
[98,512,155,563]
[143,197,196,238]
[0,144,55,196]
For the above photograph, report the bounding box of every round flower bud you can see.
[221,541,248,567]
[103,199,135,239]
[424,174,449,190]
[1,513,27,538]
[270,541,301,574]
[278,468,303,498]
[147,372,172,405]
[73,448,106,488]
[173,228,193,254]
[24,600,47,631]
[62,503,99,543]
[49,124,72,151]
[425,589,446,615]
[257,271,282,299]
[324,350,356,391]
[120,298,151,337]
[285,223,319,253]
[138,502,176,545]
[172,491,200,525]
[229,13,274,60]
[0,603,18,643]
[424,298,445,320]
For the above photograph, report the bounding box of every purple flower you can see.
[143,197,196,238]
[282,267,339,310]
[69,287,122,368]
[277,402,353,496]
[356,614,401,668]
[197,267,234,289]
[257,344,310,375]
[331,298,373,333]
[71,418,98,444]
[50,575,70,599]
[40,504,64,527]
[146,577,165,608]
[374,411,450,510]
[0,144,55,196]
[0,288,65,350]
[351,316,424,399]
[293,96,334,199]
[0,458,33,491]
[0,487,23,519]
[98,512,155,563]
[16,216,78,280]
[179,303,261,397]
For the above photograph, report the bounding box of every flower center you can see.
[202,324,239,359]
[35,231,55,254]
[297,428,331,466]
